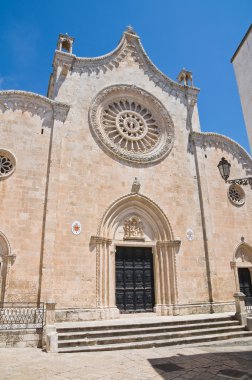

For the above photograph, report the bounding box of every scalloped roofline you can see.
[0,90,69,110]
[191,131,252,173]
[192,131,252,159]
[53,30,200,97]
[0,90,70,122]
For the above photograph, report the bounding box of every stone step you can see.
[56,315,235,334]
[58,330,252,353]
[57,325,246,348]
[57,320,240,340]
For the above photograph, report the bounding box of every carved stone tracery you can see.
[89,85,175,164]
[228,184,245,206]
[0,150,16,180]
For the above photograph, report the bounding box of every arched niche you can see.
[0,232,15,302]
[92,193,180,318]
[235,243,252,264]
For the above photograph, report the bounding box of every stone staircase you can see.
[56,314,252,353]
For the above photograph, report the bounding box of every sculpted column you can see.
[155,241,180,316]
[94,236,119,319]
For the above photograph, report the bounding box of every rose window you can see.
[89,85,175,164]
[228,184,245,206]
[0,150,16,180]
[102,102,159,153]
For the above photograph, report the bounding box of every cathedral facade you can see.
[0,29,252,322]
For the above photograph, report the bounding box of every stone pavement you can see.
[0,339,252,380]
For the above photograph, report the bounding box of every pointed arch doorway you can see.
[92,193,181,318]
[232,242,252,307]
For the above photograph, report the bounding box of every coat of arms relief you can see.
[123,216,144,240]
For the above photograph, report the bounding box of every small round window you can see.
[228,184,245,206]
[0,150,16,180]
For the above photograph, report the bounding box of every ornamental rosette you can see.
[89,85,175,164]
[0,150,16,180]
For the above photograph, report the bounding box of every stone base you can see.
[173,301,235,316]
[55,307,120,322]
[55,303,236,322]
[246,317,252,331]
[154,304,174,316]
[0,329,42,348]
[45,325,58,352]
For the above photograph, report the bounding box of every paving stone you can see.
[0,342,252,379]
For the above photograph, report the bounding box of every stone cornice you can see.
[52,31,200,99]
[191,131,252,175]
[0,90,70,123]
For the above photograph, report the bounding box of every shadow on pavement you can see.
[148,350,252,379]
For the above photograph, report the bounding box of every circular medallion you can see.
[89,85,174,164]
[0,149,16,180]
[72,221,81,235]
[186,228,194,241]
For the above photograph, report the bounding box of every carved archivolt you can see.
[234,243,252,264]
[89,85,175,164]
[0,91,70,123]
[96,192,175,241]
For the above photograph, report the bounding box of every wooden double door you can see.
[238,268,252,304]
[115,246,155,312]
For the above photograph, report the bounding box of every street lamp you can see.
[217,157,252,186]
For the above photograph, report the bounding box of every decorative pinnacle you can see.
[126,25,137,35]
[177,68,194,86]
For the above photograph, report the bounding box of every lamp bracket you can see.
[226,177,252,186]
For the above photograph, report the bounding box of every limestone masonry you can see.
[0,28,252,322]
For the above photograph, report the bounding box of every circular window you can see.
[89,85,174,164]
[228,184,245,206]
[0,150,16,180]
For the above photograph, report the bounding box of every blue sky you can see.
[1,0,251,152]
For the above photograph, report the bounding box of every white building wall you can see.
[232,25,252,153]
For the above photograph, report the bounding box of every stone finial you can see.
[131,177,141,193]
[126,25,137,35]
[57,34,74,54]
[241,236,245,243]
[177,68,193,86]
